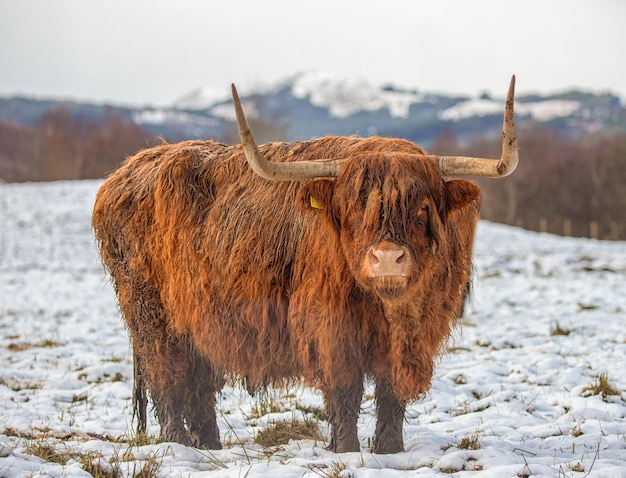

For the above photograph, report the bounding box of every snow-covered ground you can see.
[1,180,625,477]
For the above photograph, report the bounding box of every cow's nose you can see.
[367,244,408,277]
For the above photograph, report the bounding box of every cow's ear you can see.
[444,179,482,218]
[297,179,336,212]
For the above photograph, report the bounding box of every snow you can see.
[131,109,220,128]
[175,86,233,111]
[289,71,423,119]
[173,71,426,119]
[1,179,626,477]
[439,98,581,122]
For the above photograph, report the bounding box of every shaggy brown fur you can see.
[92,135,481,453]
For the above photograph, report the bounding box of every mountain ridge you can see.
[1,71,624,146]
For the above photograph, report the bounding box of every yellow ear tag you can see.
[310,196,323,210]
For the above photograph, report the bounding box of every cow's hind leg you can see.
[183,350,222,449]
[133,353,148,435]
[135,327,193,445]
[145,338,194,445]
[372,378,405,454]
[323,379,364,453]
[116,277,192,445]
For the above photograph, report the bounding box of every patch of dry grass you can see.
[254,418,322,447]
[582,373,621,402]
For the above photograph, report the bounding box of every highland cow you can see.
[92,77,519,453]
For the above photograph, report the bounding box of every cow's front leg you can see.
[323,379,364,452]
[372,378,405,453]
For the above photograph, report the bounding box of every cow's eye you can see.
[417,202,429,227]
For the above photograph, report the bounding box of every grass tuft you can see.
[249,397,284,419]
[126,432,159,447]
[458,431,481,450]
[254,418,322,447]
[582,373,621,402]
[131,456,162,478]
[550,322,572,336]
[568,461,585,472]
[295,403,328,422]
[0,377,44,391]
[570,424,584,437]
[310,461,347,478]
[24,442,69,465]
[79,450,121,478]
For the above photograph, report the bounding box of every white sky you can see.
[1,0,625,106]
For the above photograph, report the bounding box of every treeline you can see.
[0,108,152,182]
[430,127,626,240]
[0,105,284,183]
[1,108,625,240]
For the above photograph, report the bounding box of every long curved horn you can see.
[231,84,344,181]
[437,75,519,177]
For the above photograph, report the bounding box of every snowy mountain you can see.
[174,71,584,122]
[105,71,626,144]
[1,71,625,145]
[175,71,427,119]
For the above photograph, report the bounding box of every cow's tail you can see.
[133,352,148,436]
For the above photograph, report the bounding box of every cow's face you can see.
[298,153,481,300]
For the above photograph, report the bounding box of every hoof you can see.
[326,439,360,453]
[371,442,404,454]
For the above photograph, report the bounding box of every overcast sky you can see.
[1,0,624,106]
